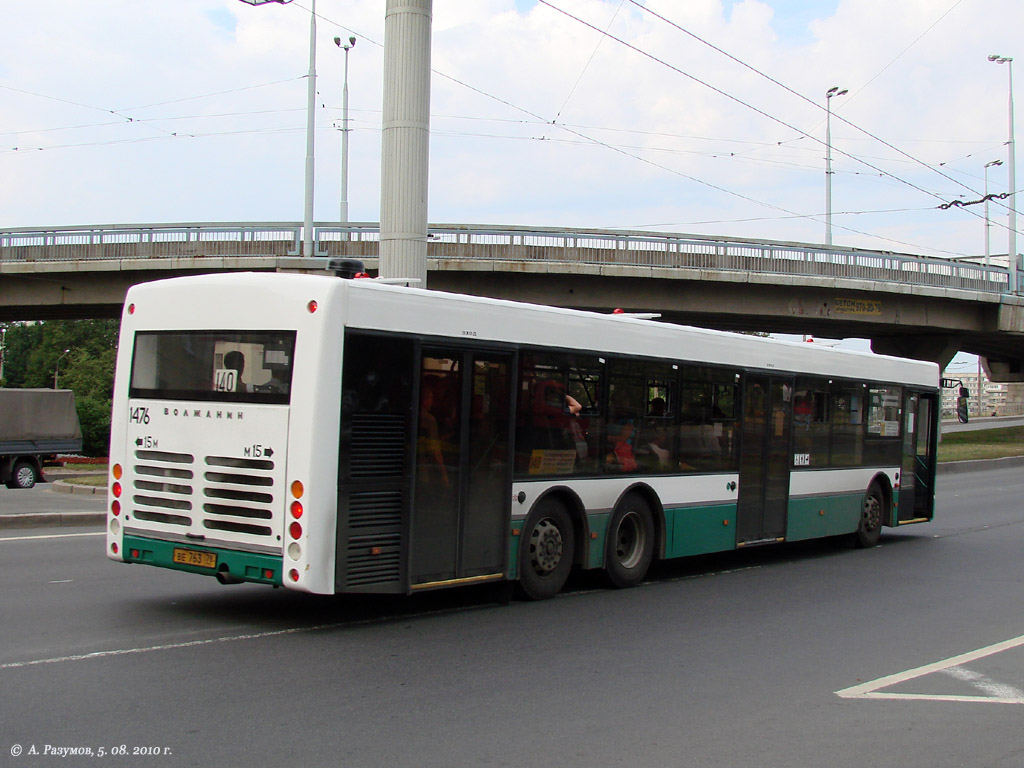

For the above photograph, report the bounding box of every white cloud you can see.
[0,0,1021,260]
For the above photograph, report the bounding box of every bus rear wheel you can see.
[518,499,575,600]
[6,460,38,489]
[853,482,885,548]
[605,494,655,588]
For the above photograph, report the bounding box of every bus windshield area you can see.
[128,330,297,404]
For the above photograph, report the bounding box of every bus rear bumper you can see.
[122,534,284,587]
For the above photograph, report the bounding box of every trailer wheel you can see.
[7,460,38,490]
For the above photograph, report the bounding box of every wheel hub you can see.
[614,511,646,569]
[530,518,563,574]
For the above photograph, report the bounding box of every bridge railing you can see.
[0,222,1011,294]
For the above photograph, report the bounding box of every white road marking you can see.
[0,625,331,670]
[0,603,490,671]
[941,665,1024,701]
[837,634,1024,704]
[0,531,104,543]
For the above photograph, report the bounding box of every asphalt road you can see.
[1,468,1023,768]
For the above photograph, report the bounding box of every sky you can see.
[1,0,1019,369]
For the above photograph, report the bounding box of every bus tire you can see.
[518,499,575,600]
[853,482,884,548]
[7,460,38,490]
[605,493,655,588]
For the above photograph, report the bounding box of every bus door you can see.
[737,375,793,546]
[411,348,514,588]
[898,391,937,522]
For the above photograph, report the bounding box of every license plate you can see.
[172,547,217,569]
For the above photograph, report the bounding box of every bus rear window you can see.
[129,331,297,404]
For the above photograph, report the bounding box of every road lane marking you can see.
[0,532,104,543]
[837,634,1024,704]
[0,602,491,671]
[941,665,1024,701]
[0,625,332,670]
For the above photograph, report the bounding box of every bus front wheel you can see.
[853,482,885,548]
[518,499,575,600]
[605,494,655,588]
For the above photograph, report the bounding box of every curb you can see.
[936,455,1024,475]
[50,480,106,496]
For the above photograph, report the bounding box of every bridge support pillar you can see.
[870,335,960,373]
[379,0,432,287]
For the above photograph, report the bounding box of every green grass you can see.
[938,426,1024,462]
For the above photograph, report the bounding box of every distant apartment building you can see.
[940,369,1024,417]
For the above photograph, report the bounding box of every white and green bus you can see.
[106,271,939,599]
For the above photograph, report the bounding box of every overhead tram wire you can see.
[0,84,184,141]
[0,5,968,255]
[754,0,967,153]
[301,0,978,256]
[554,0,975,206]
[618,0,1015,230]
[620,205,940,230]
[551,0,627,124]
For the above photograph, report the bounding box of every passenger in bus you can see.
[224,351,248,392]
[606,424,638,471]
[418,377,449,488]
[606,389,639,472]
[641,397,672,468]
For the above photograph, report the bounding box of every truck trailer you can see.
[0,389,83,489]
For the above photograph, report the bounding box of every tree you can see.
[0,319,119,456]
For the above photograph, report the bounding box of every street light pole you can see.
[54,349,70,389]
[302,0,317,258]
[990,54,1017,293]
[335,36,356,238]
[985,159,1003,271]
[238,0,316,257]
[825,86,848,247]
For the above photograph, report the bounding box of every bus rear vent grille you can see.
[348,490,403,530]
[201,455,276,538]
[346,533,402,586]
[344,489,404,586]
[350,414,406,478]
[133,450,196,528]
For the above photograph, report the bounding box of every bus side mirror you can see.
[956,396,969,424]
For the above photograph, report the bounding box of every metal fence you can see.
[0,222,1011,294]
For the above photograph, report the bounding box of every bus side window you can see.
[792,378,830,468]
[674,367,739,474]
[830,386,865,466]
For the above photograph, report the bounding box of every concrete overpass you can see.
[3,222,1024,379]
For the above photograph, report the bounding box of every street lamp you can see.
[989,54,1016,294]
[239,0,317,258]
[335,35,356,238]
[54,349,70,389]
[825,86,848,247]
[985,159,1003,271]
